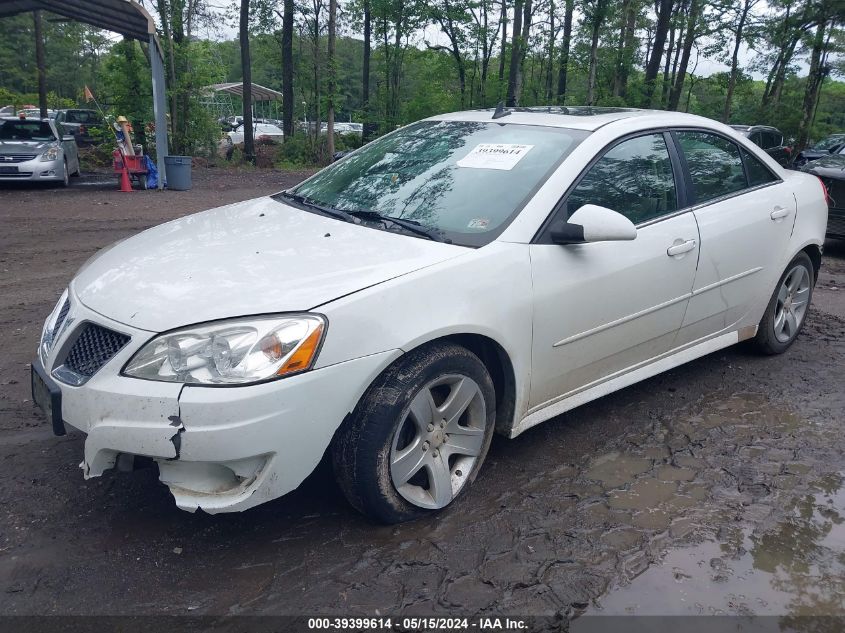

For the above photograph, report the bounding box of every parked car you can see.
[0,116,80,186]
[730,124,792,166]
[333,122,364,136]
[33,108,827,522]
[793,133,845,168]
[54,109,104,146]
[800,145,845,239]
[223,121,284,148]
[20,108,56,119]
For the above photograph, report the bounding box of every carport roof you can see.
[207,83,284,102]
[0,0,156,41]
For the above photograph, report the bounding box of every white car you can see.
[33,107,827,522]
[224,121,284,147]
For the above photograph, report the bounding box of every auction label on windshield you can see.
[457,143,534,170]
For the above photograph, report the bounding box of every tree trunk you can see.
[586,1,606,106]
[642,0,673,106]
[281,0,294,139]
[327,0,336,158]
[668,0,699,111]
[33,11,48,118]
[723,0,751,123]
[362,0,372,138]
[796,20,828,153]
[661,19,676,107]
[556,0,573,104]
[545,0,555,101]
[239,0,254,163]
[497,0,508,84]
[505,0,524,106]
[612,0,635,98]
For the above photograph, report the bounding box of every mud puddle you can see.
[580,472,845,618]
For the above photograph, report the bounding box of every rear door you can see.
[673,130,794,346]
[529,132,700,409]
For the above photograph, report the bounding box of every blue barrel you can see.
[164,156,192,191]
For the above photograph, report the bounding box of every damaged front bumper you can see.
[35,294,400,513]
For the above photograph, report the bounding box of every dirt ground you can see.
[1,169,844,629]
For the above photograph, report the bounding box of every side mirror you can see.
[332,150,350,162]
[550,204,637,245]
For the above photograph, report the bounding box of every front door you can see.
[529,132,700,411]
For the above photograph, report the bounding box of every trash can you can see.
[164,155,192,191]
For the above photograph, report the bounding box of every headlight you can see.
[123,314,326,385]
[39,289,69,365]
[40,145,60,161]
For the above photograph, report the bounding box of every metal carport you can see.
[0,0,169,189]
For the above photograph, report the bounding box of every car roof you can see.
[428,107,732,132]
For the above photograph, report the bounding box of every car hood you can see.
[72,196,468,332]
[0,139,55,153]
[802,155,845,177]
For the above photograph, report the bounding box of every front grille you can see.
[0,154,37,163]
[63,324,130,377]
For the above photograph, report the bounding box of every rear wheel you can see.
[332,342,495,523]
[752,252,814,355]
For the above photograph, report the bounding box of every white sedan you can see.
[224,121,284,147]
[33,108,827,522]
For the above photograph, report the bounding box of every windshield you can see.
[280,120,587,246]
[814,135,845,151]
[0,120,55,142]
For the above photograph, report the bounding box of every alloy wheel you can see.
[774,264,810,343]
[389,374,487,509]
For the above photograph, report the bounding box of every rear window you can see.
[0,120,55,141]
[66,110,101,124]
[676,131,746,203]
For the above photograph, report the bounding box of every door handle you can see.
[770,206,790,220]
[667,239,697,257]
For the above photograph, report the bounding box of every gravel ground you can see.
[0,169,844,629]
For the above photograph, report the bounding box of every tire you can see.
[60,160,70,187]
[752,252,814,355]
[332,342,496,524]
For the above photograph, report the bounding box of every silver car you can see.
[0,117,80,186]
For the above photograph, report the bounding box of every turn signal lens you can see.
[277,323,324,376]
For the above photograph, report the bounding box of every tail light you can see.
[784,146,792,154]
[79,125,87,134]
[818,177,830,207]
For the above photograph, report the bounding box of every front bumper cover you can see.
[37,291,401,513]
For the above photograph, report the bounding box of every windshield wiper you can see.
[277,192,449,243]
[277,191,358,223]
[344,210,450,243]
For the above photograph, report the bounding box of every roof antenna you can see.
[492,101,511,120]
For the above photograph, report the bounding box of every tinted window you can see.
[749,131,763,148]
[287,121,587,247]
[763,131,782,149]
[741,149,777,187]
[566,134,677,224]
[677,131,746,203]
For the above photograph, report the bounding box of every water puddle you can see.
[578,473,845,618]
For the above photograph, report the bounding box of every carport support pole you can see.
[150,34,169,190]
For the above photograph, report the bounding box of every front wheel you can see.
[332,342,496,523]
[752,252,814,355]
